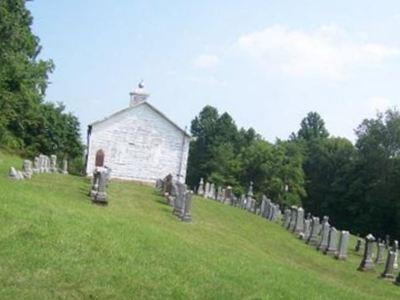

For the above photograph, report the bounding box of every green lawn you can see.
[0,151,399,299]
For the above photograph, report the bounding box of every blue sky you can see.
[28,1,400,142]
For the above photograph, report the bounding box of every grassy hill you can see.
[0,151,400,299]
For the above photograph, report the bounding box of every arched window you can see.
[95,149,105,167]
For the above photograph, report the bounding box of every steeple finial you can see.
[129,80,149,106]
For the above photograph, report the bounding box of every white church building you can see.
[85,83,191,184]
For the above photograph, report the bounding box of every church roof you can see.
[89,101,191,137]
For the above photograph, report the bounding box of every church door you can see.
[95,149,105,167]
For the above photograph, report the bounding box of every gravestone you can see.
[335,231,350,260]
[62,159,68,174]
[204,182,210,198]
[33,157,40,174]
[283,208,291,228]
[172,182,187,217]
[317,220,331,251]
[302,219,311,240]
[289,206,298,232]
[307,217,321,246]
[197,178,204,196]
[93,169,108,205]
[325,227,338,256]
[381,251,396,280]
[155,178,164,190]
[210,183,216,200]
[224,186,233,205]
[50,155,57,173]
[22,160,33,179]
[247,181,254,198]
[260,197,267,217]
[294,207,305,236]
[90,169,100,198]
[393,240,399,270]
[358,234,376,271]
[375,239,386,264]
[181,191,193,222]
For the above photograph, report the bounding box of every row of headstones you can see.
[283,206,400,285]
[282,206,350,259]
[196,179,282,221]
[197,178,400,285]
[89,166,111,205]
[355,234,400,283]
[156,174,193,222]
[9,154,68,180]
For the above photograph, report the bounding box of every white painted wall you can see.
[86,103,190,183]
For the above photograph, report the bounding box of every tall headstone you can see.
[181,191,193,222]
[294,207,305,236]
[22,160,33,179]
[93,169,108,204]
[381,251,396,280]
[307,217,320,246]
[204,182,211,198]
[317,219,330,251]
[335,231,350,260]
[224,186,233,205]
[62,159,68,174]
[197,178,204,196]
[288,206,298,232]
[302,219,311,240]
[393,240,399,270]
[375,239,386,264]
[50,155,57,173]
[358,234,376,271]
[324,227,338,256]
[210,183,216,200]
[283,208,291,228]
[33,157,40,174]
[172,182,187,217]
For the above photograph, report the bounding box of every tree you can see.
[297,112,329,141]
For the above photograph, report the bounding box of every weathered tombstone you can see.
[385,234,391,249]
[355,238,362,253]
[393,240,399,270]
[302,219,311,240]
[217,186,223,201]
[294,207,305,236]
[274,204,281,221]
[50,155,57,173]
[90,169,100,198]
[358,234,376,271]
[32,157,40,174]
[93,169,108,204]
[172,182,187,217]
[375,239,386,265]
[260,196,267,217]
[317,220,331,251]
[288,206,298,231]
[283,208,291,228]
[247,181,254,198]
[324,227,338,255]
[62,159,68,174]
[224,186,232,205]
[155,179,164,190]
[381,251,396,280]
[210,183,216,200]
[307,217,321,246]
[335,231,350,260]
[181,191,193,222]
[162,174,174,195]
[22,160,33,179]
[197,178,204,196]
[204,182,210,198]
[9,167,20,180]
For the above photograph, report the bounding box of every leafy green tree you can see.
[297,112,329,141]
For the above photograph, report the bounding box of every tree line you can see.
[0,0,84,173]
[187,106,400,240]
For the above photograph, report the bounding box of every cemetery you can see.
[3,1,400,299]
[1,150,400,299]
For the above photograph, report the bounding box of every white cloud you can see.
[194,54,219,69]
[237,25,399,79]
[369,96,391,113]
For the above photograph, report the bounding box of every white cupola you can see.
[129,81,149,106]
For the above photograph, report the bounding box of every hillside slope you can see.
[0,151,399,299]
